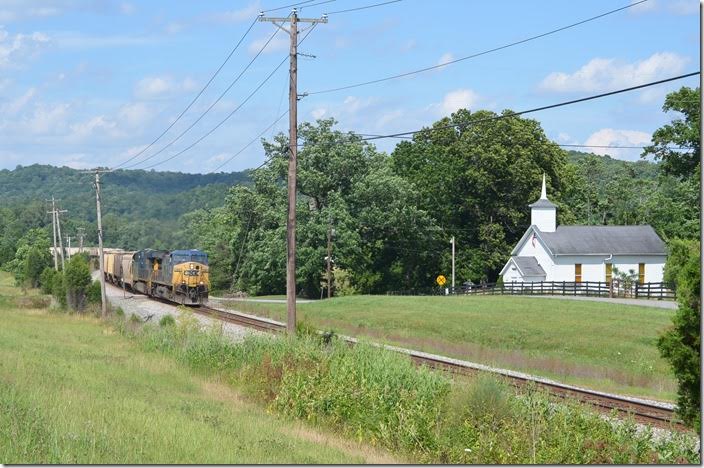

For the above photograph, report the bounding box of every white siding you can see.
[530,208,556,233]
[505,228,667,283]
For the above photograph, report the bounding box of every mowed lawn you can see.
[233,295,677,401]
[0,277,396,464]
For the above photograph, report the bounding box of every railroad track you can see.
[196,303,680,429]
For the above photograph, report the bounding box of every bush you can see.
[115,320,700,464]
[63,256,92,311]
[86,280,102,304]
[39,267,57,295]
[658,239,700,429]
[159,314,176,327]
[114,307,125,318]
[51,272,67,308]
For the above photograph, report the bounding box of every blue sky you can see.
[0,0,699,173]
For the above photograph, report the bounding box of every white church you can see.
[500,175,667,284]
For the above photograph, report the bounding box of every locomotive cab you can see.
[171,250,210,305]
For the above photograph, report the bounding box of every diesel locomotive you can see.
[104,248,210,305]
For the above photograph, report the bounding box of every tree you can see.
[63,255,92,311]
[642,87,700,179]
[4,228,51,288]
[658,239,700,429]
[391,108,578,281]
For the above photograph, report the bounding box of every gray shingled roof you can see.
[513,256,546,276]
[538,225,666,255]
[529,198,557,208]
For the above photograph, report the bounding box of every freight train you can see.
[104,249,210,305]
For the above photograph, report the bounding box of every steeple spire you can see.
[540,173,547,199]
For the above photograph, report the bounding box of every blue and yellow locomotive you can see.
[104,248,210,305]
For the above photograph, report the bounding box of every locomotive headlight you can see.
[199,281,204,285]
[190,263,194,269]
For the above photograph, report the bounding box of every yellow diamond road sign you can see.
[436,275,446,286]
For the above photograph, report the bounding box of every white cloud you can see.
[164,22,184,34]
[540,52,688,93]
[311,107,327,119]
[52,32,158,49]
[437,52,454,67]
[1,87,36,114]
[628,0,658,14]
[583,128,651,160]
[24,102,70,134]
[439,88,480,115]
[211,1,261,23]
[247,34,288,54]
[628,0,697,15]
[0,27,50,68]
[68,115,123,141]
[117,102,152,127]
[134,76,198,99]
[119,2,136,15]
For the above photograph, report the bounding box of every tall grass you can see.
[117,310,699,464]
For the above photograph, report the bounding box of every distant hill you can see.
[0,164,250,253]
[566,150,660,180]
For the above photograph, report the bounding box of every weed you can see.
[159,315,176,327]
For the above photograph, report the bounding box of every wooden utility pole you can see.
[47,197,58,270]
[55,206,67,270]
[451,236,455,291]
[326,219,334,299]
[77,227,85,254]
[259,9,327,334]
[87,170,109,317]
[66,236,71,261]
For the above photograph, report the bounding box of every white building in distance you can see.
[500,175,667,284]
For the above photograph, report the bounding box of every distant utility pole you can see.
[85,169,108,317]
[47,197,59,271]
[55,205,67,271]
[66,235,71,261]
[259,8,327,334]
[326,219,334,299]
[451,236,455,291]
[77,227,85,254]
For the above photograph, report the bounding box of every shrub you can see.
[63,256,92,311]
[159,314,176,327]
[658,239,701,429]
[114,307,125,318]
[86,280,102,304]
[39,267,57,295]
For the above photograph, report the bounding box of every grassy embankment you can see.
[225,294,677,401]
[0,272,396,464]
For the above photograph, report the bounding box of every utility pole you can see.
[84,170,109,317]
[66,235,71,261]
[259,9,327,334]
[77,227,85,254]
[451,236,455,292]
[55,206,67,270]
[326,219,334,299]
[47,197,58,271]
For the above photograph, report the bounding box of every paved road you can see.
[516,294,677,310]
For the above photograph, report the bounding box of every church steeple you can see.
[529,173,557,232]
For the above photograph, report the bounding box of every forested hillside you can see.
[0,165,249,264]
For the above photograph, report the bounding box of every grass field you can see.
[226,295,677,401]
[0,273,396,464]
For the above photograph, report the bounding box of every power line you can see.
[305,0,650,95]
[358,72,701,142]
[209,110,289,173]
[124,25,286,170]
[111,17,258,170]
[326,0,404,15]
[262,0,319,13]
[139,24,320,171]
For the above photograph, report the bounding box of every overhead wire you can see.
[124,24,286,170]
[304,0,651,95]
[357,72,701,142]
[325,0,404,15]
[140,23,320,171]
[111,17,259,170]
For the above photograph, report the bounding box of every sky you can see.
[0,0,699,173]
